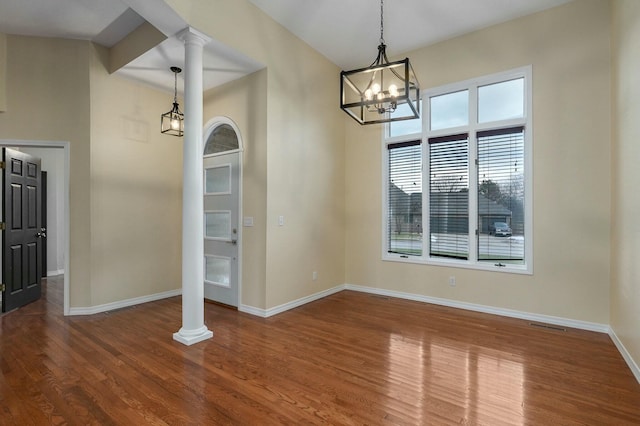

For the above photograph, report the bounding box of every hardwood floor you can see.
[1,277,639,425]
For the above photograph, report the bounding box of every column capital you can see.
[177,26,211,46]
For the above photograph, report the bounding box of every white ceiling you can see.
[0,0,135,43]
[248,0,572,70]
[0,0,572,93]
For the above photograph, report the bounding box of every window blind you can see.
[477,126,525,263]
[428,134,469,259]
[387,141,422,256]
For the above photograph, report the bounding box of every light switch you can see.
[243,217,254,227]
[278,215,284,226]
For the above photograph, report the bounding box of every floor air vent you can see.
[370,295,390,300]
[529,322,567,332]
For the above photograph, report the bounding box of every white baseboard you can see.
[47,269,64,277]
[344,283,610,333]
[68,288,181,316]
[239,285,346,318]
[239,283,609,332]
[238,304,268,317]
[608,328,640,384]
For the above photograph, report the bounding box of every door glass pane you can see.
[478,78,524,123]
[430,90,468,131]
[205,165,230,194]
[205,211,231,239]
[205,256,230,287]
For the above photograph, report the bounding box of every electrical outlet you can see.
[449,276,456,286]
[312,271,318,281]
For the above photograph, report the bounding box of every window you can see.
[204,123,239,155]
[478,78,524,123]
[384,67,531,273]
[387,141,422,256]
[429,134,469,260]
[389,100,423,138]
[477,127,525,265]
[430,90,468,130]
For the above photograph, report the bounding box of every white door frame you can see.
[202,117,243,308]
[0,139,71,315]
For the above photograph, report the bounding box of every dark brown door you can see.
[2,148,43,312]
[41,171,47,276]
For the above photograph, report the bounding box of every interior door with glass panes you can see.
[203,152,239,307]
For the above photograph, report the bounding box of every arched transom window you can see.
[204,124,239,155]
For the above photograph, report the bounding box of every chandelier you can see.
[340,0,420,125]
[161,66,184,137]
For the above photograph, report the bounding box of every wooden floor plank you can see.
[1,276,639,425]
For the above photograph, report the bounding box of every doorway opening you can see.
[202,118,243,308]
[0,140,70,315]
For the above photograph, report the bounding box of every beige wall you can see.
[88,45,183,305]
[203,69,268,309]
[0,35,183,309]
[108,22,166,74]
[0,33,6,112]
[0,35,93,307]
[262,29,346,309]
[346,0,612,323]
[167,0,347,309]
[611,0,640,372]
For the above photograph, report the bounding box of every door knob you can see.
[229,239,237,245]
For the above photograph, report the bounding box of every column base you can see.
[173,326,213,346]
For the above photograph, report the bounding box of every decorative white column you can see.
[173,27,213,346]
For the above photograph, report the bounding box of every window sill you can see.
[382,253,532,275]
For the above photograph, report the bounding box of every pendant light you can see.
[340,0,420,125]
[161,66,184,137]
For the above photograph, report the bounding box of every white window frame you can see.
[382,66,533,275]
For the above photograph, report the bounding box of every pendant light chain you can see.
[379,0,385,44]
[173,71,178,103]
